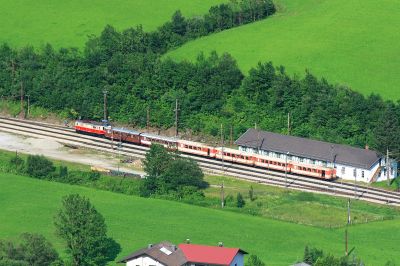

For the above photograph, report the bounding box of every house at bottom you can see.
[118,241,247,266]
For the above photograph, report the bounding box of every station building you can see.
[235,128,398,183]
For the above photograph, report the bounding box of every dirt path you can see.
[0,131,145,175]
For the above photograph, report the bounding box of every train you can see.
[74,120,336,180]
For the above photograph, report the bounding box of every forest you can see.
[0,0,399,158]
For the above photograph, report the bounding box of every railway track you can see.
[0,116,399,207]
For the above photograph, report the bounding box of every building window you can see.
[353,168,357,177]
[361,171,364,178]
[341,167,345,175]
[299,158,304,163]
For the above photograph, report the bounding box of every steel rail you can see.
[0,117,399,206]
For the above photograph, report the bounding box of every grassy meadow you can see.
[0,0,225,49]
[0,172,399,265]
[166,0,400,100]
[204,176,400,228]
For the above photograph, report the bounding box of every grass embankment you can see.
[0,173,399,265]
[0,148,398,229]
[0,0,225,49]
[204,176,400,228]
[167,0,400,100]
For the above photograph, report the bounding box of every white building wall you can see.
[229,253,244,266]
[238,145,398,183]
[126,256,165,266]
[335,163,376,182]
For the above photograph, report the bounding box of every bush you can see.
[0,233,60,266]
[236,193,245,208]
[58,166,68,179]
[9,154,25,173]
[26,155,55,179]
[245,254,266,266]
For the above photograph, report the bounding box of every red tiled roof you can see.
[179,244,244,265]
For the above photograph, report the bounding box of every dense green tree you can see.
[141,144,206,196]
[304,245,324,265]
[160,157,206,192]
[249,185,255,201]
[374,103,400,155]
[236,192,245,208]
[143,144,172,178]
[26,155,55,178]
[0,233,60,266]
[54,194,121,266]
[245,254,266,266]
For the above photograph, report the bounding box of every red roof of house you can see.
[179,244,246,265]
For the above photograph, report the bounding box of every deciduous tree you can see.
[54,194,120,266]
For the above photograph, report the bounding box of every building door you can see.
[322,170,326,177]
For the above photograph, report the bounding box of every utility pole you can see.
[103,89,108,121]
[285,152,289,188]
[147,106,150,132]
[174,99,179,137]
[287,112,291,135]
[26,94,30,117]
[221,181,225,208]
[345,198,351,256]
[20,82,24,118]
[386,148,390,185]
[230,124,233,146]
[221,123,224,174]
[354,171,357,199]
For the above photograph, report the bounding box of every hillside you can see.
[166,0,400,100]
[0,173,398,265]
[0,0,225,48]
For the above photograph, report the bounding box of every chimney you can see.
[148,244,153,249]
[365,144,369,150]
[218,242,223,247]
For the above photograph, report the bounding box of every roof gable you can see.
[119,242,186,266]
[179,244,245,265]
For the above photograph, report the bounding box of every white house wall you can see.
[126,256,165,266]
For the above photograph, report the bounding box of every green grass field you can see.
[0,173,399,265]
[0,0,224,49]
[204,176,400,228]
[166,0,400,100]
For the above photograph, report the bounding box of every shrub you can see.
[26,155,55,179]
[9,154,25,173]
[236,193,245,208]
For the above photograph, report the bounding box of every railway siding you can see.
[0,117,399,207]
